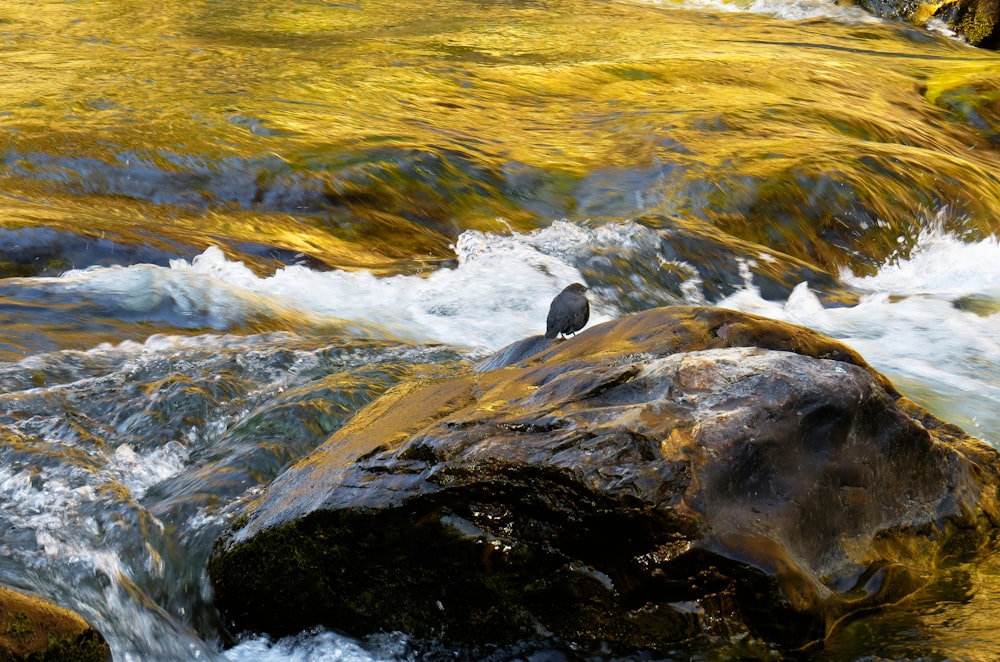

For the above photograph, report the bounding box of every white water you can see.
[638,0,961,42]
[634,0,880,24]
[719,229,1000,445]
[48,221,617,350]
[40,219,1000,449]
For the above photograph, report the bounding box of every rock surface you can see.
[856,0,999,48]
[209,306,1000,653]
[0,585,111,661]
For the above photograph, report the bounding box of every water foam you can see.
[50,223,617,350]
[110,442,190,500]
[632,0,879,23]
[842,231,1000,298]
[54,254,301,330]
[719,229,1000,445]
[225,630,392,662]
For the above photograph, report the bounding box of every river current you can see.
[1,0,999,660]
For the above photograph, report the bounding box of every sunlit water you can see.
[1,0,999,660]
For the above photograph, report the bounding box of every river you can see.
[1,0,999,660]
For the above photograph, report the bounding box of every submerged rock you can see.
[0,585,111,661]
[925,71,1000,146]
[208,306,1000,653]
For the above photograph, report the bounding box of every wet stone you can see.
[208,306,1000,654]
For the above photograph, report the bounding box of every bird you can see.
[545,283,590,339]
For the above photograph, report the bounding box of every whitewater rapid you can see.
[33,219,1000,449]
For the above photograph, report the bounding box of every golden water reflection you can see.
[1,0,998,275]
[824,550,1000,661]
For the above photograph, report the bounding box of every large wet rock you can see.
[208,306,1000,653]
[0,585,111,661]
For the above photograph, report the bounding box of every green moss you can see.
[0,262,38,278]
[228,513,250,532]
[42,628,111,662]
[954,0,1000,46]
[3,612,34,639]
[0,601,110,662]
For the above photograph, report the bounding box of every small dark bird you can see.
[545,283,590,339]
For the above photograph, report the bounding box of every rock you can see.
[855,0,999,48]
[0,585,111,661]
[944,0,1000,48]
[208,306,1000,654]
[925,71,1000,146]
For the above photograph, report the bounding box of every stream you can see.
[1,0,999,659]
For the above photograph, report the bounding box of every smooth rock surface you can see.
[209,306,1000,653]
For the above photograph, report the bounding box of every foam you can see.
[225,629,390,662]
[719,230,1000,444]
[46,224,619,350]
[629,0,879,23]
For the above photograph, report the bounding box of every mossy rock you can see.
[855,0,999,47]
[0,586,111,662]
[948,0,1000,47]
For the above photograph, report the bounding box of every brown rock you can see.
[0,585,111,662]
[209,306,1000,654]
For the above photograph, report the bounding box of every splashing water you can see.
[37,219,1000,449]
[43,223,618,351]
[720,228,1000,445]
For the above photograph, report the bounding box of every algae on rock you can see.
[0,585,111,662]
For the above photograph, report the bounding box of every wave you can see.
[25,216,842,352]
[27,224,609,350]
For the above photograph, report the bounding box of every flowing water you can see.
[1,0,1000,659]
